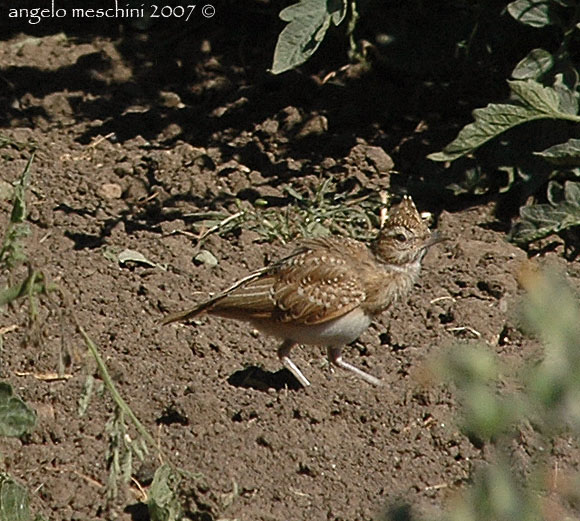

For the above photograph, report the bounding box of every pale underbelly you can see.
[250,308,373,347]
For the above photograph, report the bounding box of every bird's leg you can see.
[326,346,382,386]
[277,339,311,387]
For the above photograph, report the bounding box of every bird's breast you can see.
[362,262,421,315]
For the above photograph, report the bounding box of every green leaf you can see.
[271,0,347,74]
[0,154,35,270]
[429,80,579,162]
[0,270,45,308]
[507,0,553,27]
[10,153,34,225]
[0,225,29,273]
[534,138,580,166]
[508,79,561,113]
[428,103,545,161]
[510,180,580,244]
[462,385,514,441]
[552,75,579,115]
[0,474,31,521]
[0,383,36,437]
[512,48,553,80]
[563,179,580,205]
[77,374,95,417]
[519,270,580,430]
[148,464,183,521]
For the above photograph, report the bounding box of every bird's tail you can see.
[161,299,216,325]
[162,265,272,325]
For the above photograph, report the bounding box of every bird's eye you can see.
[395,233,407,242]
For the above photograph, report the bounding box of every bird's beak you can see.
[424,231,447,249]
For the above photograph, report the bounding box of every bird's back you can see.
[204,236,375,325]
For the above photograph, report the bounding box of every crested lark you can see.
[164,195,439,387]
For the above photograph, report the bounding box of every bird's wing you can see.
[208,240,368,325]
[164,237,371,325]
[271,258,367,324]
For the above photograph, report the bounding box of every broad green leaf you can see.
[512,48,553,80]
[507,0,553,27]
[428,103,545,161]
[511,204,567,244]
[510,181,580,244]
[525,204,568,224]
[0,475,31,521]
[508,79,560,113]
[278,0,323,21]
[429,80,579,162]
[148,464,182,521]
[564,179,580,206]
[273,0,329,74]
[553,75,579,115]
[272,0,347,74]
[535,138,580,165]
[0,383,36,437]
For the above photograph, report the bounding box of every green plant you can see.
[0,384,40,521]
[510,178,580,249]
[0,153,51,322]
[0,149,49,521]
[0,154,34,273]
[0,473,45,521]
[428,80,580,163]
[147,464,184,521]
[0,150,209,516]
[429,267,580,521]
[271,0,351,74]
[77,326,217,518]
[429,0,580,250]
[0,382,36,438]
[183,178,386,247]
[76,325,155,501]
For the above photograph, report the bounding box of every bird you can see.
[163,195,440,387]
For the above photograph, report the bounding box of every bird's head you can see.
[372,196,441,266]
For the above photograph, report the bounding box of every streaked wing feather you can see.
[165,236,369,325]
[208,276,277,318]
[272,256,366,325]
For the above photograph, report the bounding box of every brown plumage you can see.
[164,196,440,387]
